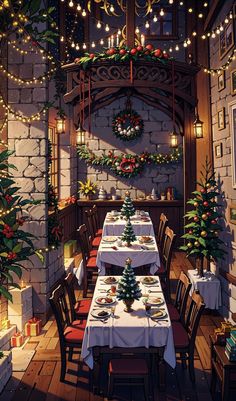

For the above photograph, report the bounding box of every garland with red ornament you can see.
[77,145,182,179]
[74,44,171,70]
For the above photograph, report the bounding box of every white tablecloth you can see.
[103,212,155,237]
[187,269,222,309]
[96,236,160,275]
[81,276,176,370]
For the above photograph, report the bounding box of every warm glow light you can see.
[76,125,86,145]
[160,8,164,16]
[56,116,66,134]
[105,24,110,32]
[193,113,204,138]
[170,131,178,148]
[153,15,158,22]
[96,20,101,28]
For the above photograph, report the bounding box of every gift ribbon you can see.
[28,317,40,324]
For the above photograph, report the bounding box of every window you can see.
[146,6,178,40]
[48,126,59,196]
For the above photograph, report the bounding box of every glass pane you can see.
[150,21,161,36]
[163,21,172,36]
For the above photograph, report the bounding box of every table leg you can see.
[222,369,230,401]
[93,347,101,394]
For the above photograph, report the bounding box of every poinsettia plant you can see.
[74,44,171,70]
[0,149,40,301]
[77,145,182,179]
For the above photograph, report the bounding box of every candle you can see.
[141,34,145,46]
[20,280,26,289]
[108,37,111,48]
[111,35,114,47]
[116,33,119,46]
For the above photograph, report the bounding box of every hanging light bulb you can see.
[76,125,86,145]
[216,27,220,35]
[100,38,104,45]
[77,4,81,11]
[183,41,187,48]
[75,44,80,50]
[153,15,158,22]
[96,20,101,28]
[187,38,191,45]
[82,9,86,17]
[160,8,164,16]
[110,4,115,13]
[192,31,197,36]
[193,108,204,138]
[188,8,193,13]
[175,44,179,51]
[60,36,64,42]
[169,0,174,4]
[82,43,86,49]
[169,47,173,52]
[170,131,178,148]
[203,2,208,6]
[198,13,203,18]
[225,17,229,23]
[55,115,66,134]
[220,25,224,31]
[71,41,75,48]
[145,21,150,29]
[91,41,95,48]
[69,0,73,8]
[105,24,110,32]
[135,27,140,34]
[211,32,216,38]
[118,29,121,35]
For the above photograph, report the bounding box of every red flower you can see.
[5,194,13,203]
[7,252,17,260]
[17,218,24,226]
[2,224,14,239]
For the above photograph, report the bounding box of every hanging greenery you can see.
[77,145,182,179]
[112,109,144,141]
[74,44,170,70]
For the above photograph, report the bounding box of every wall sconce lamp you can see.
[193,110,204,138]
[55,115,66,134]
[76,124,86,145]
[170,130,178,148]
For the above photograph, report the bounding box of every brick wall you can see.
[79,97,184,199]
[209,0,236,321]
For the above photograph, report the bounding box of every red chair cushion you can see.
[172,321,189,348]
[96,229,103,236]
[167,303,180,321]
[89,249,98,257]
[75,298,92,315]
[92,236,102,247]
[86,256,97,268]
[64,321,86,343]
[109,359,148,375]
[157,262,166,275]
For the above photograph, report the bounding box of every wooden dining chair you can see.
[172,290,205,382]
[167,271,192,323]
[157,226,176,301]
[107,359,149,400]
[77,224,98,297]
[92,205,103,236]
[64,272,92,320]
[156,213,168,255]
[85,209,102,249]
[49,284,86,382]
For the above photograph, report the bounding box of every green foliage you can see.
[112,109,144,141]
[116,258,142,301]
[0,149,39,301]
[180,158,226,265]
[121,192,136,219]
[0,351,3,359]
[121,219,136,246]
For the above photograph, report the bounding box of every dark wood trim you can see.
[77,199,183,207]
[204,0,225,31]
[219,268,236,286]
[126,0,135,47]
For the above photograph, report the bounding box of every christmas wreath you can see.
[77,145,182,179]
[112,109,143,141]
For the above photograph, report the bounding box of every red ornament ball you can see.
[200,188,206,193]
[206,212,211,217]
[136,45,143,52]
[154,49,162,58]
[211,220,217,224]
[145,44,154,51]
[194,216,199,222]
[119,48,126,55]
[109,48,116,55]
[203,201,209,207]
[163,53,169,59]
[89,53,95,59]
[130,48,137,55]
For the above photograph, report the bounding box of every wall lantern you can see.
[76,125,86,145]
[55,115,66,134]
[193,112,204,138]
[170,130,178,148]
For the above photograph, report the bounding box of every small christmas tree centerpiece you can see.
[180,158,226,277]
[116,257,142,312]
[121,218,136,247]
[120,191,135,219]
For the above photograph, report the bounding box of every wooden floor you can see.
[0,252,233,401]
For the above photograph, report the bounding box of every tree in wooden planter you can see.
[121,219,136,247]
[0,149,39,301]
[180,158,226,277]
[120,191,135,219]
[116,257,142,312]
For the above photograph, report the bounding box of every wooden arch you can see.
[62,60,200,204]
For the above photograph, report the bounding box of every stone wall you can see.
[209,0,236,321]
[79,97,183,199]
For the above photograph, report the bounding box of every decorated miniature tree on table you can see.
[180,158,226,277]
[116,257,142,312]
[120,190,135,219]
[121,219,136,247]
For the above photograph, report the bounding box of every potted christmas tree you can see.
[116,257,142,312]
[121,218,136,247]
[180,158,226,277]
[120,190,135,219]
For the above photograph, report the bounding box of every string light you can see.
[135,27,140,34]
[82,9,86,17]
[160,8,164,16]
[69,0,74,7]
[145,21,150,28]
[82,43,86,49]
[77,4,81,11]
[0,64,56,85]
[96,20,101,28]
[91,41,95,48]
[0,93,48,123]
[105,24,110,32]
[153,15,158,22]
[110,4,115,13]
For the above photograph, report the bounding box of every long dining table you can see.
[102,211,155,236]
[81,275,176,393]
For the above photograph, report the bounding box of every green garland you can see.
[77,145,182,179]
[112,109,144,141]
[74,45,171,70]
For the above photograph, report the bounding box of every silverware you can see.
[89,318,108,323]
[148,290,162,293]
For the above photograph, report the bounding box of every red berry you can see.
[144,50,150,55]
[200,188,206,193]
[130,48,137,55]
[145,44,154,51]
[203,201,209,207]
[89,53,95,59]
[136,45,143,52]
[163,53,169,59]
[119,48,126,55]
[206,212,211,217]
[211,220,217,224]
[194,216,199,222]
[154,49,162,58]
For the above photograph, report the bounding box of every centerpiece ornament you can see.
[112,109,143,141]
[116,257,142,313]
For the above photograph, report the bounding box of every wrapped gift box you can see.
[64,241,74,258]
[10,332,24,347]
[25,317,42,337]
[1,318,10,330]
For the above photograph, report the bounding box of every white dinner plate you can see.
[141,277,158,285]
[102,236,117,243]
[95,296,116,306]
[145,296,164,306]
[150,309,167,320]
[91,309,111,319]
[103,277,118,284]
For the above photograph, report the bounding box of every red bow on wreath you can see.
[120,160,136,173]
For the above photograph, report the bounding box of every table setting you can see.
[103,210,155,237]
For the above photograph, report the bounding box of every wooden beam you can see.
[204,0,225,32]
[126,0,135,47]
[219,268,236,286]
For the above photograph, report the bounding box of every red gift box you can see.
[25,317,42,337]
[11,332,24,347]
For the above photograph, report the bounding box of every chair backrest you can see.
[162,226,176,278]
[49,284,71,340]
[92,204,99,232]
[174,271,192,324]
[64,272,78,321]
[185,291,205,352]
[85,209,96,239]
[77,224,91,259]
[156,213,168,251]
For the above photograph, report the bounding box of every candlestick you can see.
[141,34,145,46]
[111,35,114,47]
[108,37,111,48]
[116,33,119,46]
